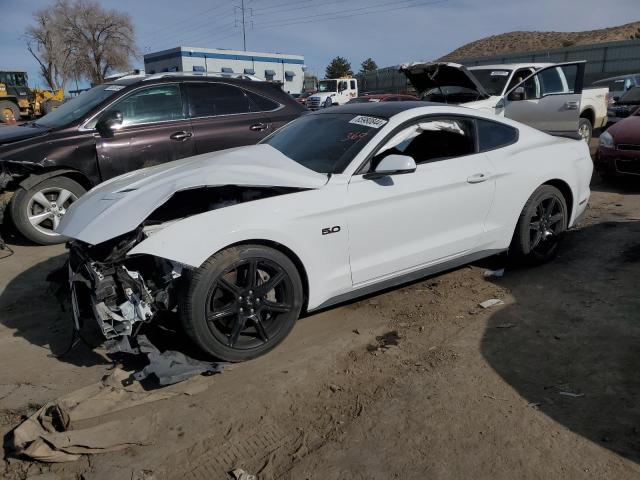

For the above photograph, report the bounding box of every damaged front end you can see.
[69,229,183,339]
[67,184,303,341]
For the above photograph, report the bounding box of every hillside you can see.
[440,21,640,61]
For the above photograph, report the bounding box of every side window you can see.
[375,117,476,167]
[187,83,250,117]
[507,68,533,91]
[245,90,280,112]
[476,119,518,151]
[350,80,356,90]
[538,67,565,94]
[103,84,184,127]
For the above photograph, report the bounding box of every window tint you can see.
[376,118,476,166]
[350,80,356,90]
[538,67,565,94]
[245,90,280,112]
[188,83,250,117]
[105,84,184,127]
[476,119,518,151]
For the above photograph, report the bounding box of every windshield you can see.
[468,69,512,96]
[595,78,626,92]
[36,84,124,128]
[619,86,640,104]
[318,80,337,93]
[0,72,28,87]
[262,113,386,174]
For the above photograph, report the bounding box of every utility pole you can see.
[234,0,252,51]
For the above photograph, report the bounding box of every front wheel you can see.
[10,176,86,245]
[180,244,304,361]
[509,185,568,265]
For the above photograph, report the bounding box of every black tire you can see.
[41,100,61,115]
[10,176,86,245]
[0,100,20,123]
[180,244,304,362]
[578,117,593,144]
[509,185,568,265]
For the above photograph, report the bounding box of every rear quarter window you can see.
[476,119,519,151]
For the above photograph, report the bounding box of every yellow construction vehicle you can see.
[0,70,64,123]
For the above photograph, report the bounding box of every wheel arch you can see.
[19,168,93,191]
[226,239,311,312]
[580,107,595,125]
[542,178,574,221]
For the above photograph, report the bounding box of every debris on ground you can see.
[230,468,257,480]
[367,330,401,352]
[483,268,505,278]
[133,335,230,386]
[10,369,171,462]
[479,299,505,309]
[559,391,585,398]
[496,323,516,329]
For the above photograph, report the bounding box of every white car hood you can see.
[58,144,328,245]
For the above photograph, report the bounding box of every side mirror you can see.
[508,86,525,101]
[364,154,417,180]
[96,110,123,138]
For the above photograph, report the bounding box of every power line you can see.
[253,0,446,30]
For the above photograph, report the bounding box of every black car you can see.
[0,73,305,244]
[607,86,640,125]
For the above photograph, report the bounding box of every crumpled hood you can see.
[399,61,489,98]
[58,144,328,245]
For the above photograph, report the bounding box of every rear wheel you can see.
[0,100,20,123]
[10,176,86,245]
[578,117,593,144]
[180,244,304,361]
[509,185,568,264]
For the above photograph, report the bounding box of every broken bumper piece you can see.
[69,236,183,340]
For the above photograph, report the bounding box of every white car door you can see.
[346,116,495,286]
[500,62,585,135]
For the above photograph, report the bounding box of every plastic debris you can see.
[483,268,505,278]
[559,391,585,398]
[479,299,505,309]
[230,468,257,480]
[496,323,515,329]
[133,335,230,386]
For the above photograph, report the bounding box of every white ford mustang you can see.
[59,102,592,361]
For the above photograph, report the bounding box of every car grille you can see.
[616,159,640,175]
[307,98,322,110]
[617,144,640,151]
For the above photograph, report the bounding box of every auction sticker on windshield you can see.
[349,116,388,129]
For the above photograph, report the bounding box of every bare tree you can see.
[55,0,136,85]
[24,9,73,90]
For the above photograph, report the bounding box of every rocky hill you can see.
[440,21,640,61]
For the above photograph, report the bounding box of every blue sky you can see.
[2,0,639,89]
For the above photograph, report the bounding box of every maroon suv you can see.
[595,108,640,178]
[0,74,305,244]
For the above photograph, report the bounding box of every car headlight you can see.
[599,131,615,149]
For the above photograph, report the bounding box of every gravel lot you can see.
[1,142,640,479]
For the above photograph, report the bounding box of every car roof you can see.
[468,63,552,70]
[313,101,443,117]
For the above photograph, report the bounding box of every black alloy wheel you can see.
[181,245,303,361]
[510,185,568,264]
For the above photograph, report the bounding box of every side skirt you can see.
[310,248,505,312]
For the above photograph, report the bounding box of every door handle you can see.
[467,173,490,184]
[170,131,193,141]
[564,101,579,110]
[250,122,268,132]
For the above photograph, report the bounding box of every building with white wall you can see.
[143,47,306,94]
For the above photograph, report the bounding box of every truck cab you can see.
[307,78,358,110]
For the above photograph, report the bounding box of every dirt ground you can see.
[1,163,640,478]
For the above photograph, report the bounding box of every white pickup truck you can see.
[307,78,358,110]
[400,61,608,143]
